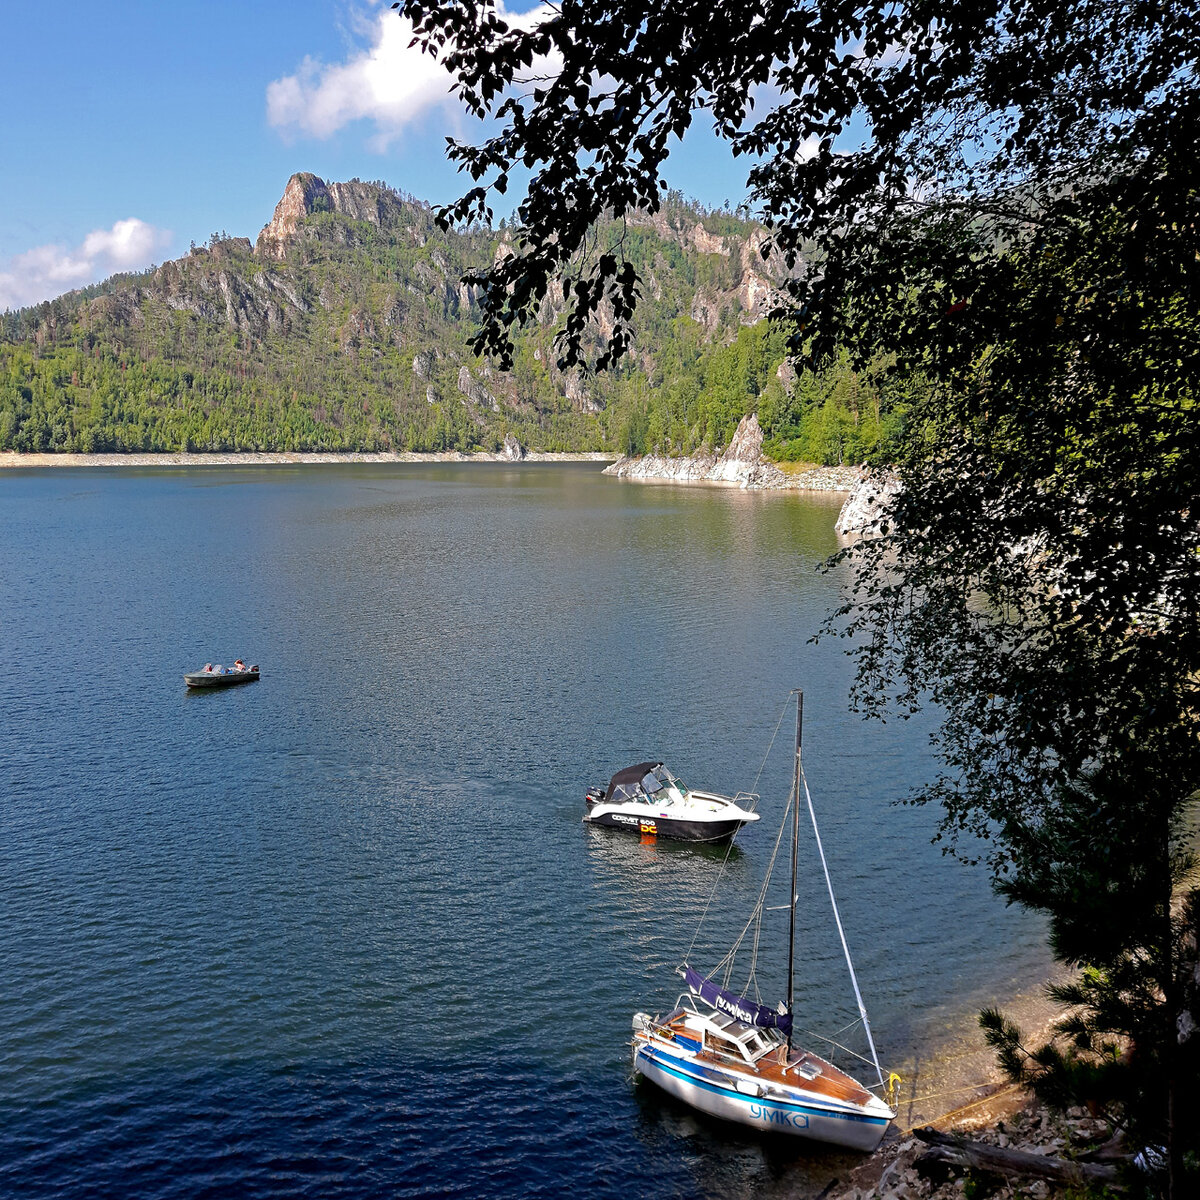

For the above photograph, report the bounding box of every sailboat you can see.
[630,692,898,1151]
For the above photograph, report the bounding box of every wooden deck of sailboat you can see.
[660,1012,874,1106]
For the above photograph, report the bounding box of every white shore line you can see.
[0,451,617,469]
[605,470,858,494]
[0,450,859,492]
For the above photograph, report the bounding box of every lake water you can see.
[0,464,1050,1199]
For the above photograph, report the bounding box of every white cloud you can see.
[267,3,557,146]
[0,218,172,311]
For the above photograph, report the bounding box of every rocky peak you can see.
[691,224,729,256]
[256,173,330,259]
[254,173,405,259]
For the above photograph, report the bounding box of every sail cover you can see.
[685,967,792,1034]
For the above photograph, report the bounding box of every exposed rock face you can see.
[457,365,498,412]
[717,411,767,466]
[256,173,329,259]
[502,434,526,460]
[690,289,721,330]
[604,413,786,489]
[740,271,775,318]
[691,224,729,256]
[564,369,603,413]
[835,471,901,536]
[254,172,405,259]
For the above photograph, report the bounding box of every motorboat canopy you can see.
[606,761,698,804]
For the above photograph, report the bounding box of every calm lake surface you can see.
[0,464,1050,1199]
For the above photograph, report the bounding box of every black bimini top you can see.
[606,761,663,801]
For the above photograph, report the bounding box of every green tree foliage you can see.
[397,2,1200,1191]
[978,769,1198,1166]
[825,86,1200,1200]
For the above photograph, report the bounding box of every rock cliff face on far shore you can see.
[603,414,787,488]
[835,471,901,536]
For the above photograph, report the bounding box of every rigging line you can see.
[800,761,887,1091]
[710,786,792,982]
[897,1083,1024,1135]
[746,696,791,811]
[826,1015,867,1038]
[742,789,796,997]
[681,693,794,967]
[794,1028,878,1073]
[902,1081,1007,1106]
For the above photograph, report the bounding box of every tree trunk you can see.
[913,1127,1122,1187]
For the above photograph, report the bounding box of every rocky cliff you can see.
[255,173,410,259]
[835,471,901,534]
[604,413,787,488]
[1,173,805,455]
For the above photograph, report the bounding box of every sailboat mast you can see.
[787,690,802,1054]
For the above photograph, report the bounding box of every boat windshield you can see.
[641,771,665,795]
[651,767,688,796]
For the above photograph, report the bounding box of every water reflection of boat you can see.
[584,823,746,866]
[584,762,760,843]
[631,692,897,1152]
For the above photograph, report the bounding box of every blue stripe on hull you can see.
[635,1043,889,1151]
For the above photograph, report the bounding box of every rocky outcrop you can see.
[604,413,786,489]
[255,173,329,259]
[835,471,901,536]
[457,365,498,412]
[691,224,729,256]
[254,172,406,259]
[501,434,526,460]
[740,271,775,318]
[412,350,437,380]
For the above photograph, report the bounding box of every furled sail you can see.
[684,967,792,1034]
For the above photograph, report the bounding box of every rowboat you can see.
[184,665,259,688]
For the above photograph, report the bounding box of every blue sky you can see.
[0,0,756,310]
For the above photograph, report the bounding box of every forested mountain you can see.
[0,173,904,460]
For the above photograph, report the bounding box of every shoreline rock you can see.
[604,413,785,488]
[835,470,902,536]
[604,413,863,492]
[827,1092,1124,1200]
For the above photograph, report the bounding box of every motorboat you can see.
[184,663,260,688]
[584,762,760,843]
[630,693,898,1150]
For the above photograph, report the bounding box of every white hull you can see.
[633,1039,891,1152]
[585,788,759,843]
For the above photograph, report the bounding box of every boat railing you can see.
[686,790,758,810]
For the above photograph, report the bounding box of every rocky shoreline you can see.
[603,413,865,493]
[828,1092,1123,1200]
